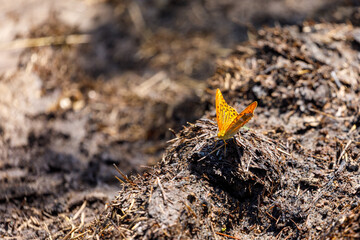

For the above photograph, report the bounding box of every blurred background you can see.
[0,0,359,237]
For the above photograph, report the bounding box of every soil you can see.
[0,0,360,239]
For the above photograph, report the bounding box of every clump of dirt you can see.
[325,205,360,238]
[79,22,360,239]
[81,119,289,239]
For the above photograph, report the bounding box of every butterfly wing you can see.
[216,89,238,133]
[224,101,257,138]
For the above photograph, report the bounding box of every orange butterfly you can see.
[216,88,257,141]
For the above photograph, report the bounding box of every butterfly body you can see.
[216,89,257,141]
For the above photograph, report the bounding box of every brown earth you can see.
[0,0,360,239]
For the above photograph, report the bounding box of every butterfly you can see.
[216,88,257,141]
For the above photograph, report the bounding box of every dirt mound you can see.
[81,119,288,239]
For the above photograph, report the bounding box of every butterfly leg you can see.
[212,138,218,150]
